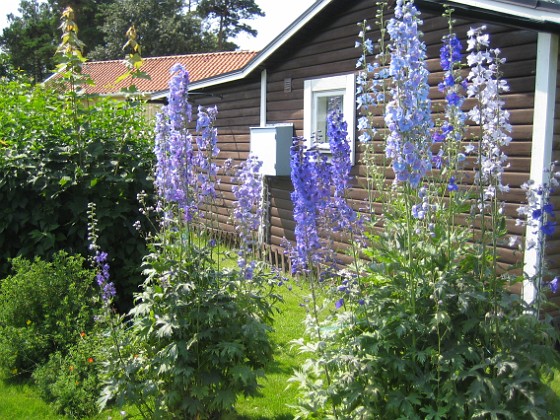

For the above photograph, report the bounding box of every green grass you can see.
[0,280,310,419]
[235,281,309,419]
[0,374,63,419]
[545,368,560,419]
[3,277,559,419]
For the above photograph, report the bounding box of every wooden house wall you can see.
[189,76,262,236]
[190,0,553,275]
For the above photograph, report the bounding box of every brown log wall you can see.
[187,0,556,280]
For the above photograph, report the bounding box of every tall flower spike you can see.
[94,250,116,304]
[466,26,512,203]
[326,109,361,236]
[194,105,220,205]
[327,108,352,198]
[384,0,433,188]
[517,166,559,247]
[232,155,264,280]
[154,64,197,220]
[290,139,331,274]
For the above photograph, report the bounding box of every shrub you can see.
[0,252,98,376]
[33,329,105,418]
[0,78,154,310]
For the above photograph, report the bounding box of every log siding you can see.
[185,0,557,281]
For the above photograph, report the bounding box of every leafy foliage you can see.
[0,77,154,309]
[289,1,560,419]
[32,328,106,418]
[197,0,264,49]
[99,229,280,418]
[0,252,98,377]
[90,0,221,60]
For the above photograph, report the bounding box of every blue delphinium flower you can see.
[335,298,344,310]
[154,65,222,224]
[290,139,331,274]
[328,108,351,198]
[194,105,220,211]
[167,63,192,131]
[94,250,116,304]
[355,20,383,143]
[439,34,462,73]
[384,0,433,188]
[154,64,196,219]
[435,33,466,156]
[325,108,365,253]
[517,168,559,246]
[447,176,459,192]
[549,277,559,294]
[411,186,435,220]
[232,155,263,280]
[466,26,512,203]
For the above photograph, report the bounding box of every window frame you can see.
[303,73,356,165]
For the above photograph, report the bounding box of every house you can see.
[154,0,559,304]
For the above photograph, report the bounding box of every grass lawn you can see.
[2,279,560,419]
[0,374,63,419]
[235,282,308,419]
[0,280,310,419]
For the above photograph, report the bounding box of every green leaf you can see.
[59,175,72,186]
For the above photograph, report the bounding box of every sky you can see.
[0,0,316,51]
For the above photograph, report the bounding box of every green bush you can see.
[33,329,105,418]
[0,252,98,376]
[0,78,155,309]
[99,230,279,419]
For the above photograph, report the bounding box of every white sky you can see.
[0,0,316,51]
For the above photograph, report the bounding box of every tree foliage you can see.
[0,0,58,83]
[198,0,264,49]
[1,0,265,79]
[90,0,221,60]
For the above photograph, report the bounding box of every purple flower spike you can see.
[154,65,196,216]
[335,298,344,309]
[549,277,558,294]
[384,0,433,188]
[232,155,264,279]
[93,250,115,304]
[289,138,331,274]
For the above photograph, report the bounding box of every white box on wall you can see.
[249,124,294,176]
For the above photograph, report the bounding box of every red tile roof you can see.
[62,51,258,95]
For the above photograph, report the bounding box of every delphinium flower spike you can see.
[384,0,433,188]
[232,155,264,280]
[289,138,331,274]
[154,64,196,221]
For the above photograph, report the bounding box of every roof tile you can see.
[63,51,258,95]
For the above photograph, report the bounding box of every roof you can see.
[420,0,560,27]
[48,51,259,95]
[151,0,560,98]
[496,0,560,10]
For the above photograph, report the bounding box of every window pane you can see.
[315,94,343,144]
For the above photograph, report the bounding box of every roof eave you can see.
[419,0,560,29]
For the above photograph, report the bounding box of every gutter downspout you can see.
[258,69,270,247]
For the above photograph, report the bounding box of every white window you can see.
[304,74,356,164]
